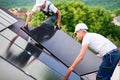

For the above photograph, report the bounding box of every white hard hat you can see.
[35,0,46,6]
[74,23,88,33]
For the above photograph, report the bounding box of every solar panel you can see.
[0,9,17,31]
[0,31,79,80]
[0,22,6,31]
[0,57,35,80]
[1,29,29,50]
[0,29,18,41]
[21,26,102,76]
[0,34,79,80]
[42,30,102,76]
[0,34,28,59]
[39,52,80,80]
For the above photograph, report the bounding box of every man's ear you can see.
[44,1,46,5]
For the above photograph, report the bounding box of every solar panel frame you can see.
[0,9,17,31]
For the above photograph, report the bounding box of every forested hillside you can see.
[80,0,120,11]
[0,0,120,11]
[0,0,35,9]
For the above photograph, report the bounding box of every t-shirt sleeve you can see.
[82,34,90,46]
[32,5,40,12]
[49,4,58,13]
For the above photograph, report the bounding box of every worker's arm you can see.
[62,44,88,80]
[56,10,61,28]
[24,11,34,27]
[5,35,19,55]
[118,60,120,66]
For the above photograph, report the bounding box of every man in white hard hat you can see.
[24,0,61,28]
[62,23,120,80]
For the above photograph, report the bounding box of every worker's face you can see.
[40,1,46,9]
[75,30,83,40]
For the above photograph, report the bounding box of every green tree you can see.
[55,1,89,36]
[30,11,45,27]
[112,9,120,16]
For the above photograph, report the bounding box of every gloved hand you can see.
[56,26,61,30]
[24,24,28,30]
[56,25,61,30]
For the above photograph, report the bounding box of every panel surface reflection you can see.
[0,29,34,50]
[0,34,36,67]
[0,57,34,80]
[0,35,62,80]
[0,9,17,27]
[0,23,6,31]
[0,29,80,80]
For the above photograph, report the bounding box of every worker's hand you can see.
[23,23,29,30]
[61,66,74,80]
[56,26,61,30]
[56,24,61,30]
[24,22,28,27]
[57,22,61,29]
[61,77,67,80]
